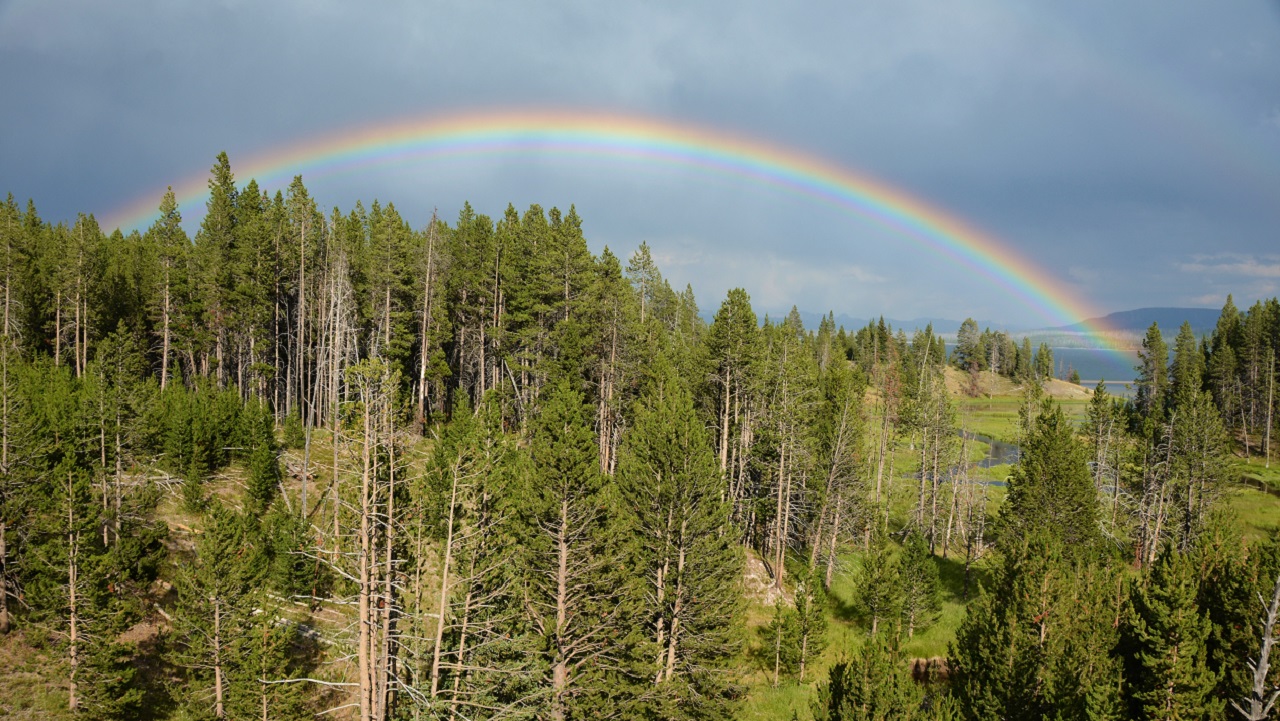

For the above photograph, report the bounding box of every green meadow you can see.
[735,389,1280,721]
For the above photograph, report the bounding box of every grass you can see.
[737,538,996,721]
[1223,483,1280,541]
[1235,455,1280,491]
[735,433,1004,721]
[0,630,75,720]
[734,384,1280,720]
[955,396,1091,443]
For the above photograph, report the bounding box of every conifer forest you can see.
[0,155,1278,720]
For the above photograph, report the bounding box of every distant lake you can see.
[1052,347,1139,397]
[946,345,1141,397]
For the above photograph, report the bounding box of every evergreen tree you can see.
[1168,390,1230,552]
[951,534,1122,721]
[1193,514,1280,710]
[813,630,922,721]
[1168,321,1205,412]
[1136,322,1169,422]
[169,504,264,720]
[1016,337,1033,382]
[242,400,281,513]
[1034,342,1054,381]
[764,597,801,688]
[794,573,829,683]
[1003,400,1101,553]
[192,152,239,384]
[953,318,981,371]
[617,361,740,719]
[899,531,942,638]
[518,378,627,720]
[226,596,315,721]
[1123,542,1219,720]
[858,529,901,637]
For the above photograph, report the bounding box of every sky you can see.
[2,1,1279,329]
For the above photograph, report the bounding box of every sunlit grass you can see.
[1223,484,1280,541]
[1235,455,1280,491]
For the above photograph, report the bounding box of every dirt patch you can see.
[118,620,162,646]
[1043,378,1092,399]
[942,366,1092,400]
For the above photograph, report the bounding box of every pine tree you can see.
[1168,321,1205,413]
[794,573,829,683]
[765,598,800,688]
[1136,322,1169,422]
[19,362,156,718]
[1085,379,1124,528]
[243,400,281,514]
[1003,400,1101,553]
[169,504,264,720]
[227,595,315,721]
[616,361,740,719]
[1168,390,1230,552]
[858,529,901,637]
[953,318,981,371]
[193,152,239,384]
[518,377,626,720]
[1034,342,1054,382]
[899,531,941,639]
[1123,543,1219,720]
[1194,516,1280,712]
[950,533,1122,721]
[813,630,922,721]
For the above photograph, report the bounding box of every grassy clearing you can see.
[955,396,1091,443]
[0,630,74,720]
[1223,484,1280,541]
[737,539,996,721]
[736,441,1003,721]
[1235,456,1280,491]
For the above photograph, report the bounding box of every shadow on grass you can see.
[934,549,994,605]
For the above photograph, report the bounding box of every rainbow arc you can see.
[104,108,1118,343]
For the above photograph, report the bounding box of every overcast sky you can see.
[3,1,1279,328]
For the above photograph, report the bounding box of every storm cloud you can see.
[2,0,1278,326]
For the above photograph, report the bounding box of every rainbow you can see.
[103,107,1119,341]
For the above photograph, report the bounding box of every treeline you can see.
[949,317,1059,384]
[0,155,962,720]
[815,301,1280,719]
[0,154,1276,721]
[1134,296,1280,465]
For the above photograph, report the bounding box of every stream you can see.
[959,430,1020,469]
[957,431,1280,499]
[901,432,1019,488]
[1239,475,1280,499]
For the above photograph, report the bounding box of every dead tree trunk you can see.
[1231,571,1280,720]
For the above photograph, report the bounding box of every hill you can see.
[1045,307,1221,336]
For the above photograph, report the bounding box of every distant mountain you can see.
[772,310,1033,336]
[735,307,1222,346]
[1045,307,1221,336]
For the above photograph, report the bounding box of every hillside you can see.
[1044,306,1221,336]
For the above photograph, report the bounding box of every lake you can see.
[946,344,1143,397]
[1050,347,1141,396]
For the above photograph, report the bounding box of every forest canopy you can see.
[0,156,1277,720]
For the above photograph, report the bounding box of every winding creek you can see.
[954,431,1280,499]
[959,430,1020,469]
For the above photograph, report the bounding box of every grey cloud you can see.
[3,1,1280,325]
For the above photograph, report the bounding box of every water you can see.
[1240,476,1280,499]
[945,343,1141,397]
[1051,347,1140,397]
[960,431,1020,468]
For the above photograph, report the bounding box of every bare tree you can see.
[1233,571,1280,721]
